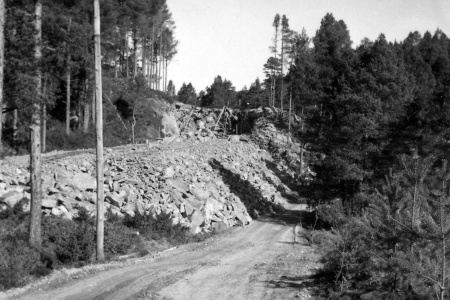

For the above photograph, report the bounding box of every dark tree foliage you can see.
[200,75,236,108]
[259,12,450,299]
[177,82,196,105]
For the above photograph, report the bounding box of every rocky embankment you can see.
[0,103,316,234]
[0,137,297,233]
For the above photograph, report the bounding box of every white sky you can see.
[166,0,450,93]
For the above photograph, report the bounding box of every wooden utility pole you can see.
[0,0,4,153]
[93,0,104,261]
[29,0,42,247]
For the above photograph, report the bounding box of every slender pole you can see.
[29,0,42,247]
[0,0,4,153]
[93,0,104,261]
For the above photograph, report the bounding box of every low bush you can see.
[42,216,96,265]
[0,233,44,291]
[0,204,213,291]
[123,210,193,244]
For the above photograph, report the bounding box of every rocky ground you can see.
[0,105,310,235]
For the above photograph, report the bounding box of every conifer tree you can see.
[280,15,292,111]
[270,14,280,106]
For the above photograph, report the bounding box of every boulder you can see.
[42,198,58,208]
[51,206,72,219]
[71,173,96,190]
[0,191,23,208]
[228,135,240,142]
[75,201,96,213]
[205,182,220,199]
[235,211,252,225]
[211,220,228,232]
[189,184,210,200]
[163,166,175,178]
[196,120,205,129]
[105,193,124,208]
[190,209,205,233]
[161,113,180,137]
[166,178,188,194]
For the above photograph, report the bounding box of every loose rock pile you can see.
[246,107,316,182]
[172,104,238,142]
[0,139,290,234]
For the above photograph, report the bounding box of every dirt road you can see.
[9,204,321,300]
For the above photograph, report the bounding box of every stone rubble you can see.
[0,104,318,235]
[0,139,290,234]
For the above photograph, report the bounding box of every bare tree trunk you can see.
[146,46,150,86]
[0,0,4,153]
[148,43,152,86]
[280,38,284,111]
[94,0,104,261]
[65,71,71,135]
[158,32,162,90]
[125,32,129,78]
[83,103,89,133]
[148,45,152,87]
[131,106,136,144]
[142,40,146,81]
[288,91,291,144]
[41,76,47,152]
[133,36,137,79]
[299,105,304,176]
[12,108,17,151]
[272,77,276,106]
[65,17,71,136]
[120,35,124,75]
[77,99,81,131]
[150,27,155,88]
[29,0,42,247]
[41,104,46,152]
[92,86,95,124]
[114,57,118,78]
[164,53,168,92]
[83,78,89,133]
[154,54,158,90]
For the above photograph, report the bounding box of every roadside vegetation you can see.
[0,203,210,291]
[250,12,450,300]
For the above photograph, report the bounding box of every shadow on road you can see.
[258,207,301,228]
[266,274,328,298]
